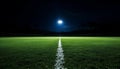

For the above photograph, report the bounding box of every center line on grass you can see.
[55,37,65,69]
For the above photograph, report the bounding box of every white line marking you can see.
[55,37,65,69]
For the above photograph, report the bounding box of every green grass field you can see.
[0,37,120,69]
[0,37,58,69]
[62,37,120,69]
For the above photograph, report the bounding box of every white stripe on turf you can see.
[55,37,65,69]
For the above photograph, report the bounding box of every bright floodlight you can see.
[58,20,63,25]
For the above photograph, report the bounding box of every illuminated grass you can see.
[0,37,120,69]
[62,37,120,69]
[0,37,58,69]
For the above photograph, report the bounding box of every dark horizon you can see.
[0,0,120,36]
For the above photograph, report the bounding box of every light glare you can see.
[58,20,63,25]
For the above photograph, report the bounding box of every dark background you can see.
[0,0,120,36]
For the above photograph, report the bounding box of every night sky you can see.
[0,0,120,35]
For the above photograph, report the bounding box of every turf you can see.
[0,37,58,69]
[0,37,120,69]
[62,37,120,69]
